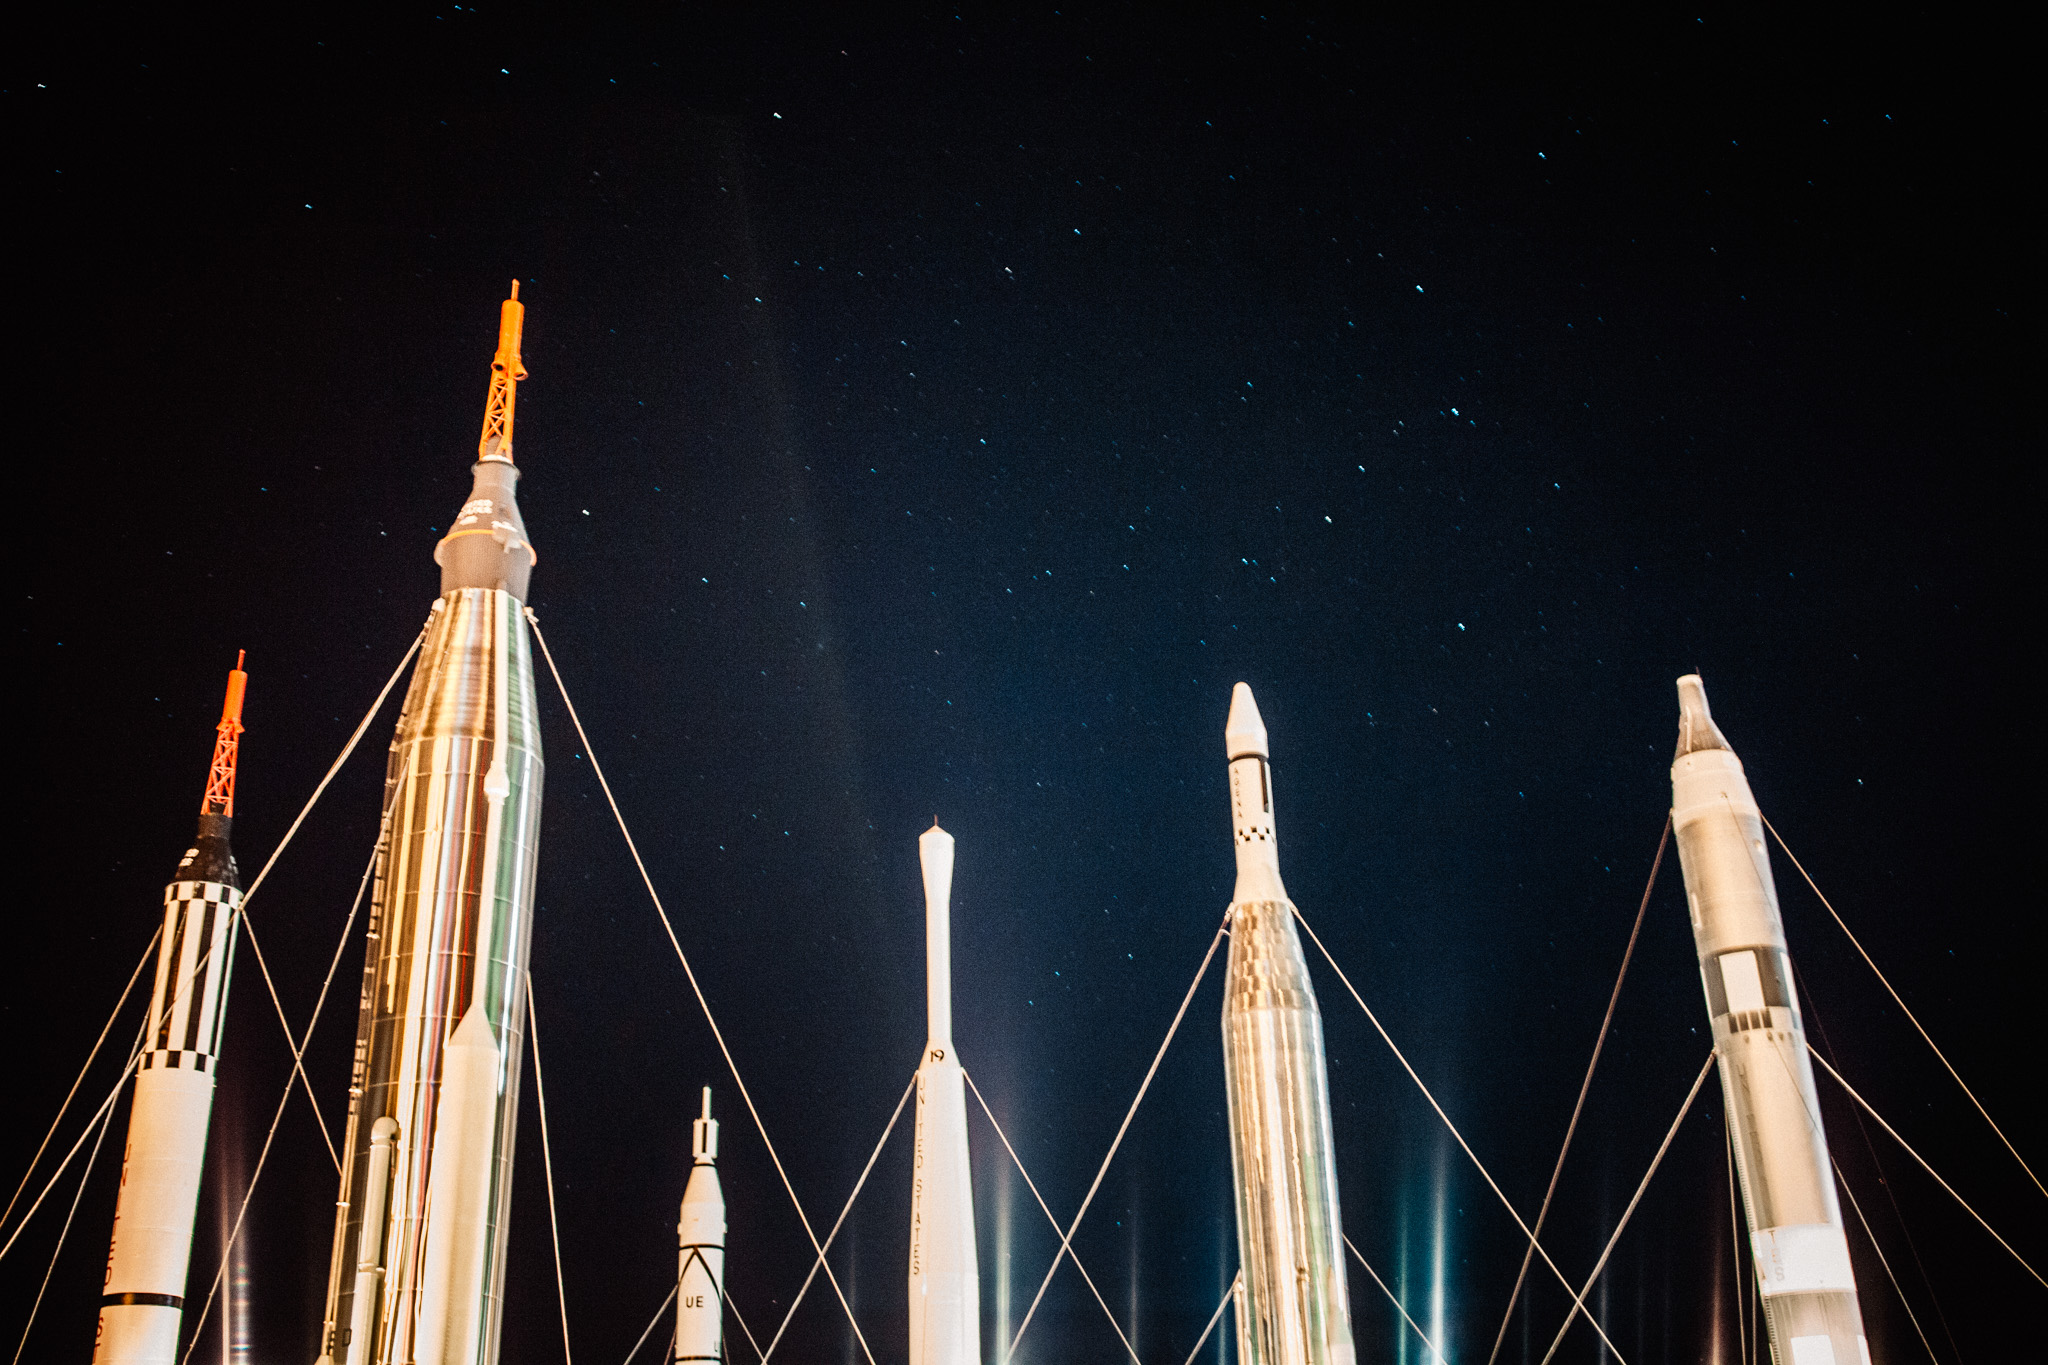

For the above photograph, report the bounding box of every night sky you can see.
[13,7,2034,1363]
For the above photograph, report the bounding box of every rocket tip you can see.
[1674,673,1731,757]
[509,278,520,299]
[701,1086,712,1121]
[1225,682,1270,760]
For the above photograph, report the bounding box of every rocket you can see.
[93,655,248,1365]
[676,1088,726,1364]
[909,823,980,1365]
[316,283,545,1365]
[1670,676,1869,1365]
[1219,683,1357,1365]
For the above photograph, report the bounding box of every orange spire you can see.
[477,279,528,464]
[201,651,248,817]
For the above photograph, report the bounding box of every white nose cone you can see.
[920,823,956,1049]
[1226,681,1270,760]
[1226,683,1284,903]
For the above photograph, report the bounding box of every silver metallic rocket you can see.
[909,823,980,1365]
[1220,683,1357,1365]
[1670,675,1869,1365]
[317,283,545,1365]
[676,1088,726,1364]
[94,656,248,1365]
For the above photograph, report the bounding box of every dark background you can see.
[11,6,2034,1362]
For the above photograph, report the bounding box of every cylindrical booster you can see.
[909,824,980,1365]
[94,816,241,1365]
[317,580,544,1365]
[676,1088,726,1364]
[1219,684,1356,1365]
[1670,675,1868,1365]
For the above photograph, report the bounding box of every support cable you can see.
[962,1068,1141,1365]
[1006,913,1229,1362]
[532,612,877,1365]
[1764,815,2043,1200]
[1805,1045,2045,1288]
[1831,1152,1940,1362]
[230,628,422,1172]
[1535,1050,1716,1365]
[1291,906,1632,1364]
[9,1070,120,1365]
[619,1286,675,1365]
[724,1282,765,1364]
[1795,959,1960,1361]
[1343,1234,1447,1364]
[0,1014,148,1264]
[1485,816,1668,1365]
[528,978,576,1365]
[179,839,379,1363]
[1,925,159,1237]
[758,1074,916,1363]
[1179,1272,1240,1365]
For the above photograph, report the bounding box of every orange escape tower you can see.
[202,650,249,816]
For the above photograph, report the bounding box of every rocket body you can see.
[1219,684,1356,1365]
[1670,675,1868,1365]
[317,452,543,1365]
[909,825,980,1365]
[93,815,241,1365]
[676,1090,726,1364]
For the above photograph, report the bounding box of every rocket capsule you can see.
[909,823,979,1365]
[677,1088,726,1364]
[1669,674,1868,1365]
[1218,683,1355,1365]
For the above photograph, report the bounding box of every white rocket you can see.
[909,824,980,1365]
[676,1088,726,1364]
[93,657,248,1365]
[1219,683,1357,1365]
[1670,675,1869,1365]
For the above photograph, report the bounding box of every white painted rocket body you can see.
[909,824,980,1365]
[93,819,241,1364]
[676,1089,726,1364]
[1219,683,1357,1365]
[94,659,248,1365]
[1670,675,1868,1365]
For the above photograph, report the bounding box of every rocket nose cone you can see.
[1226,682,1270,760]
[1675,674,1732,758]
[920,823,956,906]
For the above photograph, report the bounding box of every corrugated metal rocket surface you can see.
[1219,684,1357,1365]
[317,286,543,1365]
[909,824,980,1365]
[1670,675,1868,1365]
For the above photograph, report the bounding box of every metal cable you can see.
[1806,1044,2045,1288]
[1832,1152,1940,1362]
[1006,912,1229,1362]
[759,1073,916,1363]
[1291,905,1633,1364]
[530,613,878,1365]
[620,1285,676,1365]
[1484,816,1668,1365]
[1535,1051,1715,1365]
[1343,1234,1447,1363]
[1764,814,2044,1200]
[0,1014,148,1264]
[9,1069,120,1364]
[528,978,576,1365]
[962,1068,1141,1364]
[0,925,159,1236]
[1179,1272,1239,1365]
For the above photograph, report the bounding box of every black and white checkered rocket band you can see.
[143,877,240,1069]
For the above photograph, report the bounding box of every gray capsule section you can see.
[1670,675,1868,1365]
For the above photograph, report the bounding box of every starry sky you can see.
[12,7,2034,1363]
